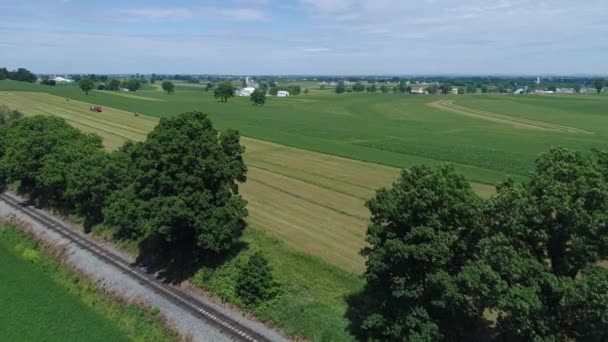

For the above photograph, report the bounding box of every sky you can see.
[1,0,607,75]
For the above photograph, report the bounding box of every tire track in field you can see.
[428,100,593,134]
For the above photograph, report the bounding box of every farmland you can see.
[0,225,173,342]
[1,82,607,273]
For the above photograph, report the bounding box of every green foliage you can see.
[352,83,365,92]
[0,226,176,341]
[335,83,346,94]
[346,165,484,341]
[0,67,37,82]
[594,79,606,94]
[79,78,94,95]
[250,89,266,105]
[125,79,141,92]
[214,81,234,102]
[107,79,120,91]
[104,112,247,258]
[349,148,608,340]
[236,252,274,305]
[161,81,175,94]
[0,104,23,125]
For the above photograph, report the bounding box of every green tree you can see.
[79,78,94,95]
[161,81,175,94]
[352,83,365,92]
[0,116,89,198]
[335,83,346,94]
[250,89,266,106]
[205,82,215,92]
[126,79,141,92]
[107,79,120,91]
[380,85,389,93]
[236,252,274,306]
[303,88,309,95]
[65,146,134,231]
[214,82,234,102]
[346,165,484,341]
[0,67,8,80]
[104,112,248,263]
[461,148,608,340]
[398,80,407,93]
[594,79,606,94]
[0,105,23,125]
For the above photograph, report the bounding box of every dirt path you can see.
[428,100,593,134]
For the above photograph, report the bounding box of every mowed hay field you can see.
[0,227,129,342]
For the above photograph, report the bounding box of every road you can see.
[0,191,288,342]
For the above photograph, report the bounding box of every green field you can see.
[0,225,174,342]
[2,80,607,185]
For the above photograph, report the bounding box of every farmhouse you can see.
[409,87,426,94]
[513,88,525,94]
[236,87,256,96]
[277,90,290,97]
[556,88,575,94]
[53,76,74,83]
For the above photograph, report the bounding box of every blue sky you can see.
[1,0,607,75]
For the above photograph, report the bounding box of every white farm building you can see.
[236,87,256,96]
[277,90,290,97]
[53,76,74,83]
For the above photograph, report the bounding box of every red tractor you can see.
[90,106,103,112]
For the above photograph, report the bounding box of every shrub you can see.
[236,252,273,306]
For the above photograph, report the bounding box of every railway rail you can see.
[0,191,275,342]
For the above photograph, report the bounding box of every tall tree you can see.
[250,89,266,105]
[594,79,606,94]
[79,78,94,95]
[347,165,484,340]
[236,252,274,306]
[161,81,175,94]
[126,78,141,92]
[214,82,234,102]
[461,148,608,340]
[335,83,346,94]
[104,112,248,263]
[107,79,120,91]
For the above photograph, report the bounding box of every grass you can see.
[0,224,177,342]
[192,227,363,341]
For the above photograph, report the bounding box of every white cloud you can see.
[123,6,268,22]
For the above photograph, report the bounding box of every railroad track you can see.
[0,192,274,342]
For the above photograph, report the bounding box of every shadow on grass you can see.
[134,233,247,284]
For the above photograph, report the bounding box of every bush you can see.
[236,252,273,306]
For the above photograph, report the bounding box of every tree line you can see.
[347,148,608,341]
[0,67,37,83]
[0,111,252,277]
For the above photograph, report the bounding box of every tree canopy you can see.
[214,82,235,102]
[236,252,274,306]
[594,79,606,94]
[250,89,266,105]
[79,79,94,95]
[348,148,608,341]
[161,81,175,94]
[104,112,248,262]
[126,78,141,92]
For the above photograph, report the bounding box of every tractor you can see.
[90,106,103,112]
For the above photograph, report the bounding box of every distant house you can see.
[53,76,74,83]
[451,88,459,95]
[236,87,256,96]
[513,88,525,95]
[119,88,130,92]
[410,87,426,94]
[277,90,290,97]
[556,88,575,94]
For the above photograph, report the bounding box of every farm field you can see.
[0,226,129,342]
[2,80,607,186]
[2,84,607,271]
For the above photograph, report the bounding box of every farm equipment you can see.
[90,106,103,112]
